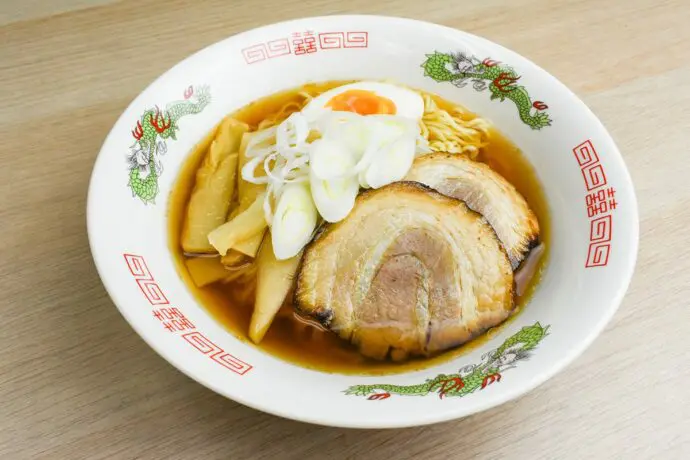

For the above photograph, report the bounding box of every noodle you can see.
[173,81,549,372]
[257,91,314,130]
[254,87,489,160]
[419,93,490,159]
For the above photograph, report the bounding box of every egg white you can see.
[302,81,425,122]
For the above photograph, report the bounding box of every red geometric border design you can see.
[345,31,368,47]
[243,29,369,64]
[124,254,169,305]
[318,31,345,49]
[590,215,612,243]
[182,332,252,375]
[318,31,369,49]
[266,38,291,57]
[572,140,617,268]
[242,44,268,64]
[572,140,599,167]
[581,163,608,191]
[586,243,611,267]
[123,253,252,375]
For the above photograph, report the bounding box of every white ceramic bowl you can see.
[87,15,638,428]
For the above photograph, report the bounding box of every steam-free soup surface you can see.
[169,81,550,375]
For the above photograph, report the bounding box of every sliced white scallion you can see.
[271,183,318,260]
[240,109,430,259]
[364,133,417,189]
[310,171,360,223]
[307,135,362,222]
[276,112,310,152]
[317,112,371,159]
[309,138,357,180]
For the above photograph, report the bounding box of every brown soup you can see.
[168,82,550,375]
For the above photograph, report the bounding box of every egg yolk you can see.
[325,89,397,115]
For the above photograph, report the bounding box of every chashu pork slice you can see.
[295,182,514,360]
[405,153,540,269]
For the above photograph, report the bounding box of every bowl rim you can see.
[86,14,640,428]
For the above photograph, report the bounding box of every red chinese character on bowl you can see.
[292,31,317,55]
[153,307,195,332]
[585,187,617,217]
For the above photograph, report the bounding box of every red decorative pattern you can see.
[182,332,252,375]
[242,44,270,64]
[589,215,613,242]
[586,243,611,267]
[586,188,618,217]
[124,254,169,305]
[572,141,618,268]
[292,31,317,55]
[318,31,369,49]
[573,140,599,167]
[345,31,368,48]
[123,253,252,375]
[243,30,368,64]
[581,163,608,191]
[266,38,291,57]
[318,32,343,49]
[153,307,195,332]
[184,85,194,100]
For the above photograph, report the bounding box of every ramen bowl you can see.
[87,15,638,428]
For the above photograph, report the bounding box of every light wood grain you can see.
[1,1,689,458]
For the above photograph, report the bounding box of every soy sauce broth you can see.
[168,82,550,375]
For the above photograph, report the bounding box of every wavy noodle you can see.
[257,91,314,130]
[220,262,257,306]
[419,93,491,159]
[253,86,490,159]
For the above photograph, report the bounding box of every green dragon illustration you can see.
[127,85,211,203]
[345,322,549,400]
[422,51,552,130]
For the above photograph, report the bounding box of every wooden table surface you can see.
[2,0,689,458]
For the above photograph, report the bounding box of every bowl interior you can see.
[87,15,638,428]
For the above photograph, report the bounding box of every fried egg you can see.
[301,82,424,122]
